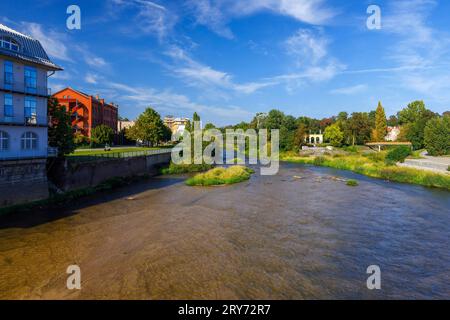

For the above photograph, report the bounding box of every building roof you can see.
[0,24,63,71]
[53,87,118,110]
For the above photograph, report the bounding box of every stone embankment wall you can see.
[49,152,172,192]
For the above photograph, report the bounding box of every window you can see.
[0,36,20,52]
[24,66,37,94]
[21,132,38,150]
[4,61,13,90]
[0,131,9,151]
[4,93,13,119]
[24,96,37,123]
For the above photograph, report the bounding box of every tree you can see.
[91,125,114,145]
[424,116,450,156]
[324,123,344,147]
[47,97,75,157]
[264,109,285,130]
[346,112,372,145]
[126,107,166,146]
[397,101,437,149]
[294,123,308,148]
[204,123,216,130]
[371,101,387,141]
[387,115,398,127]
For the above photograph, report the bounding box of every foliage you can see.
[281,153,450,190]
[294,123,308,149]
[47,97,75,157]
[160,162,213,174]
[91,124,114,145]
[324,123,344,147]
[397,100,437,149]
[385,146,412,164]
[344,112,372,145]
[185,166,254,186]
[346,179,359,187]
[372,101,387,141]
[424,116,450,156]
[126,107,167,146]
[73,132,89,145]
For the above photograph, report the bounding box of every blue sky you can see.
[2,0,450,125]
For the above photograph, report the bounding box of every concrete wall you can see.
[50,152,172,192]
[0,159,48,207]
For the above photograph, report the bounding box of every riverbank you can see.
[281,151,450,190]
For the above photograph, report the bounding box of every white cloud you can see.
[111,0,177,40]
[104,81,253,120]
[187,0,335,39]
[164,45,277,94]
[379,0,450,103]
[19,22,72,62]
[285,28,328,66]
[330,84,367,95]
[85,73,99,84]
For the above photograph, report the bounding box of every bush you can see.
[161,162,213,174]
[385,146,411,164]
[186,166,254,186]
[346,179,359,186]
[364,151,386,163]
[344,146,358,153]
[424,116,450,156]
[313,156,326,166]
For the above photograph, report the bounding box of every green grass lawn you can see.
[69,147,169,157]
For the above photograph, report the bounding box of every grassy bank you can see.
[186,166,254,186]
[160,162,213,174]
[281,151,450,190]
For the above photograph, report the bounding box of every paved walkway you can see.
[399,151,450,174]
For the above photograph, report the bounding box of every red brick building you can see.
[52,87,118,138]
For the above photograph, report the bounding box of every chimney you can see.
[96,94,99,100]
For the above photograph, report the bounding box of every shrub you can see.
[364,152,386,163]
[346,179,359,186]
[424,116,450,156]
[186,166,254,186]
[313,156,326,166]
[344,146,358,153]
[161,162,212,174]
[385,146,411,164]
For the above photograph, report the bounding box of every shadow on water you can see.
[0,176,184,230]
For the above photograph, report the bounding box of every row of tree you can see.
[48,97,449,158]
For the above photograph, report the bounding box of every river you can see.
[0,163,449,299]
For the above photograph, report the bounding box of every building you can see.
[118,120,135,132]
[52,87,118,138]
[0,24,62,206]
[385,126,400,142]
[163,116,189,135]
[305,130,324,145]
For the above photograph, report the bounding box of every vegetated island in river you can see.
[185,166,254,186]
[281,147,450,190]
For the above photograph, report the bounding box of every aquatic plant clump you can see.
[186,166,254,186]
[346,179,359,187]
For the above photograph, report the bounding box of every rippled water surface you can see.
[0,163,449,299]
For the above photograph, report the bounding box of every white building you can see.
[305,130,324,145]
[0,24,62,160]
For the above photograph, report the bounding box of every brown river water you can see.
[0,163,449,299]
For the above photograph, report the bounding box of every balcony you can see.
[0,81,51,97]
[0,115,49,126]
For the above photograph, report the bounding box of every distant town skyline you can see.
[2,0,450,125]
